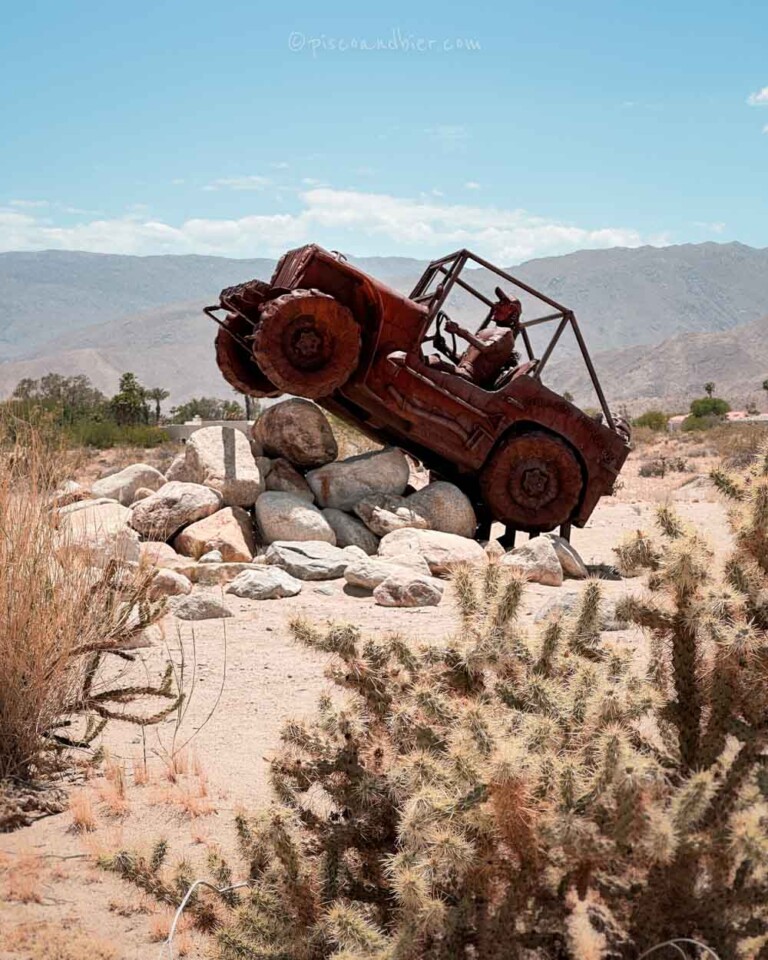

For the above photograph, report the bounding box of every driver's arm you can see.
[444,321,487,350]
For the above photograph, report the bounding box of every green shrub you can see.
[632,409,669,431]
[63,421,169,449]
[682,413,723,432]
[689,396,730,418]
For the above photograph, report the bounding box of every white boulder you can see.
[307,447,409,511]
[374,573,444,608]
[354,494,429,537]
[265,540,350,580]
[501,537,563,587]
[173,506,255,562]
[378,528,487,577]
[185,425,265,507]
[169,594,234,620]
[91,463,166,507]
[130,482,222,540]
[255,492,336,545]
[226,567,303,600]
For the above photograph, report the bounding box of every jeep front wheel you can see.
[215,312,282,398]
[480,430,583,531]
[253,288,360,399]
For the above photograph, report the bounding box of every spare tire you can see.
[215,312,282,398]
[253,288,360,400]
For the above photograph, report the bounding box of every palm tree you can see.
[146,387,170,424]
[704,381,715,398]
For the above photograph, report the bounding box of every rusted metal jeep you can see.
[206,244,629,538]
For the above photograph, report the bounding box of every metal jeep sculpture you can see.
[207,244,629,539]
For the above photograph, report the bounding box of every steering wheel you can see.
[424,312,457,360]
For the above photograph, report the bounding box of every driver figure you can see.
[443,288,522,389]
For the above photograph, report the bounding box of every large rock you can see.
[58,500,140,563]
[138,541,185,567]
[226,567,303,600]
[407,482,477,539]
[130,482,222,540]
[542,534,588,579]
[91,463,166,507]
[265,458,314,502]
[354,494,429,537]
[169,594,234,621]
[253,399,338,469]
[265,540,350,580]
[149,568,193,600]
[344,555,432,590]
[501,537,563,587]
[307,447,410,511]
[255,492,336,545]
[173,506,255,562]
[322,509,379,556]
[374,573,444,608]
[184,426,265,507]
[378,528,487,577]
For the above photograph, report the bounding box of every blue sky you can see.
[1,0,766,263]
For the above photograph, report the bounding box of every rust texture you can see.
[206,244,630,536]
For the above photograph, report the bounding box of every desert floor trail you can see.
[0,459,733,960]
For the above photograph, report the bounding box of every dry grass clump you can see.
[0,418,182,823]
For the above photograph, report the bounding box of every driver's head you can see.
[491,292,522,328]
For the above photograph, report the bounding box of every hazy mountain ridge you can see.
[0,242,766,406]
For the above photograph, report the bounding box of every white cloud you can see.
[9,199,49,208]
[464,181,480,190]
[301,177,323,186]
[0,188,654,262]
[747,87,768,105]
[764,124,768,134]
[693,220,726,234]
[203,175,271,192]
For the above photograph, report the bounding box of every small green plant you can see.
[632,409,669,432]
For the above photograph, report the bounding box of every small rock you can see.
[543,534,588,579]
[130,482,223,540]
[307,447,410,511]
[173,506,256,562]
[169,594,234,620]
[322,509,379,555]
[150,568,193,599]
[199,549,224,564]
[407,482,477,538]
[91,463,166,506]
[185,426,265,507]
[132,487,155,503]
[342,545,368,561]
[313,585,334,596]
[265,458,315,501]
[354,493,429,537]
[373,573,444,608]
[378,528,487,577]
[182,560,268,586]
[501,538,563,587]
[226,567,303,600]
[166,453,194,483]
[253,398,338,468]
[484,540,506,562]
[344,555,432,590]
[255,492,336,545]
[49,479,90,508]
[265,540,350,580]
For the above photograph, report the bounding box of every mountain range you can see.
[0,242,766,410]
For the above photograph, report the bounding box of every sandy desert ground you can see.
[0,440,736,960]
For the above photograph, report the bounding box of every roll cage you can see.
[409,249,616,431]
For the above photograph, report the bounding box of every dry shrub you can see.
[2,852,44,903]
[704,423,768,468]
[69,789,97,832]
[1,920,117,960]
[0,417,182,821]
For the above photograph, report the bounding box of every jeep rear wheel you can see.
[215,312,282,398]
[480,430,583,531]
[253,289,360,399]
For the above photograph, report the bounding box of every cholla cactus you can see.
[213,448,768,959]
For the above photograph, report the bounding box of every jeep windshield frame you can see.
[410,248,616,432]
